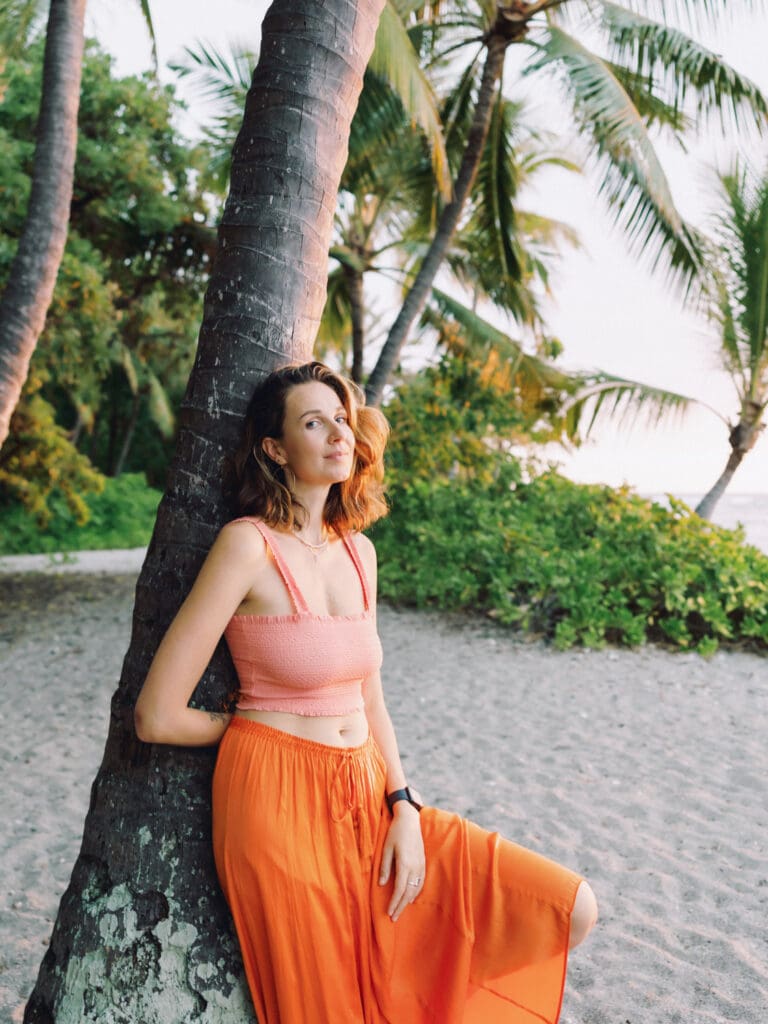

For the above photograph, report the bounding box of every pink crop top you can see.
[224,519,383,716]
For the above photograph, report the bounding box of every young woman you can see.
[135,361,597,1024]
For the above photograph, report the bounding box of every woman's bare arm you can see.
[134,523,266,746]
[358,535,425,921]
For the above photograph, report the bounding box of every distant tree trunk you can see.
[695,403,765,519]
[343,263,366,383]
[112,391,141,477]
[23,1,384,1021]
[364,32,508,405]
[0,0,86,450]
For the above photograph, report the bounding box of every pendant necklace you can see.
[294,531,329,561]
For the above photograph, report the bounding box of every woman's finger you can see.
[378,838,394,886]
[388,861,423,921]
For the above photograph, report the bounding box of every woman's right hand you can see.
[378,803,426,922]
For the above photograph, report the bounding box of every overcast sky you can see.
[87,0,768,498]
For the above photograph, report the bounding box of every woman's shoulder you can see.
[347,530,377,573]
[215,516,270,563]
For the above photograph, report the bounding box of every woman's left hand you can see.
[378,804,426,922]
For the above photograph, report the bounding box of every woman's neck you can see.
[291,484,331,542]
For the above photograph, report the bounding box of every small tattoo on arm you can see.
[208,712,229,724]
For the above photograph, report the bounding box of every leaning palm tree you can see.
[363,0,768,404]
[695,161,768,516]
[553,159,768,520]
[0,0,156,449]
[23,0,387,1019]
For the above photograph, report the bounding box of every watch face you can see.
[406,787,423,811]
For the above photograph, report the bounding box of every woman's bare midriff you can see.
[235,708,369,748]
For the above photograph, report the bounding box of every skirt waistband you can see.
[228,714,376,762]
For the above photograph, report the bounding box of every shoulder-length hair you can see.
[223,362,389,533]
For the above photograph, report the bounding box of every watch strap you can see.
[386,786,423,813]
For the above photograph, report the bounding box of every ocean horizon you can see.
[648,493,768,556]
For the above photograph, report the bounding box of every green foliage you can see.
[0,395,104,528]
[0,36,220,508]
[382,352,553,487]
[0,472,160,554]
[374,369,768,653]
[371,471,768,652]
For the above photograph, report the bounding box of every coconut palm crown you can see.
[363,0,768,403]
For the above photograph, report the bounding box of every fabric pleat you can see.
[212,717,581,1024]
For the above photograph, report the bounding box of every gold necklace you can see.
[294,531,329,557]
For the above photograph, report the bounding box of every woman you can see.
[135,361,597,1024]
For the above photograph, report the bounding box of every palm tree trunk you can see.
[112,391,142,477]
[695,408,765,519]
[0,0,86,450]
[364,34,508,406]
[695,447,746,520]
[343,263,366,383]
[23,1,384,1020]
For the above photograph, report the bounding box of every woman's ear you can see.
[262,437,285,465]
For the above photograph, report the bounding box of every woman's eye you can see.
[335,415,348,424]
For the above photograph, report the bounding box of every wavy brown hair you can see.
[223,362,389,533]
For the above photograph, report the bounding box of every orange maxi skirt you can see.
[212,717,582,1024]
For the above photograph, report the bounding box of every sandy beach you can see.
[1,556,766,1023]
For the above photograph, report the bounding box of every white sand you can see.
[1,555,766,1022]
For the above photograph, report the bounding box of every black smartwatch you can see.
[386,786,423,814]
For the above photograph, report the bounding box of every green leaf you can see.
[369,1,451,199]
[524,23,704,290]
[599,1,768,131]
[146,370,175,439]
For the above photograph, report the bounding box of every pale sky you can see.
[87,0,768,498]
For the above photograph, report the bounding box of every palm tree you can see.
[363,0,768,405]
[694,162,768,517]
[551,160,768,520]
[177,40,580,384]
[23,0,386,1019]
[0,0,156,449]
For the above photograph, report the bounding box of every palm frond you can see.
[171,40,253,110]
[116,344,139,396]
[169,41,256,190]
[0,0,45,55]
[603,0,764,34]
[712,271,748,390]
[369,0,451,199]
[427,288,578,391]
[317,268,352,358]
[136,0,158,71]
[146,370,175,439]
[605,62,692,133]
[599,2,768,132]
[524,24,704,290]
[465,91,525,310]
[714,162,768,391]
[563,371,722,437]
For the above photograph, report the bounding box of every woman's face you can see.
[263,380,355,488]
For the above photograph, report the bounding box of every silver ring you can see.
[408,878,422,887]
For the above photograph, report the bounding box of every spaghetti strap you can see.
[229,517,310,615]
[341,533,371,612]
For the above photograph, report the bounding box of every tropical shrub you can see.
[371,473,768,653]
[0,473,160,555]
[372,363,768,653]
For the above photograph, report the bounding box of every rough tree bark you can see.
[0,0,86,450]
[23,0,384,1020]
